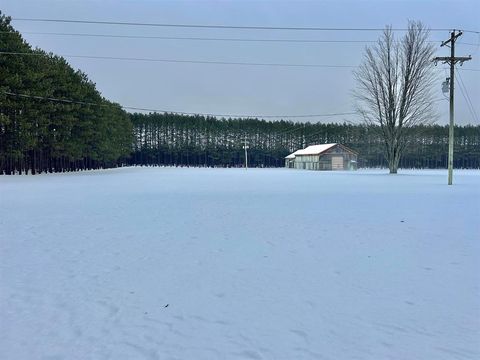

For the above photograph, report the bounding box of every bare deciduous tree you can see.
[354,21,438,173]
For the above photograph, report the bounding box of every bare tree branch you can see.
[353,21,438,173]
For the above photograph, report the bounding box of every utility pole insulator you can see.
[432,30,472,185]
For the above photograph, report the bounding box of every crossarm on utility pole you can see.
[433,56,472,65]
[432,30,472,185]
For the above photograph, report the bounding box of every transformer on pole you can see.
[433,30,472,185]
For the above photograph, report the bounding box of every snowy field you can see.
[1,167,479,360]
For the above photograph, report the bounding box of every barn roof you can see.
[285,149,301,159]
[285,143,337,158]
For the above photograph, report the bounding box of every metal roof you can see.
[285,149,301,159]
[285,143,337,159]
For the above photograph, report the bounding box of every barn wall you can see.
[293,155,320,170]
[320,146,357,170]
[289,145,358,171]
[285,159,295,168]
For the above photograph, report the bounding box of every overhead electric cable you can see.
[455,67,479,122]
[0,31,378,43]
[0,51,357,68]
[3,91,111,107]
[12,18,478,33]
[2,91,357,119]
[2,51,478,73]
[3,31,476,45]
[2,51,477,72]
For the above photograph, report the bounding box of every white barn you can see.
[285,143,357,171]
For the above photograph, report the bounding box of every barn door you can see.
[331,156,344,170]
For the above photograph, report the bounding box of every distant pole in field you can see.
[243,136,249,170]
[433,30,472,185]
[302,123,306,149]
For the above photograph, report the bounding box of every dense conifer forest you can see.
[1,12,479,174]
[129,113,480,169]
[0,13,132,174]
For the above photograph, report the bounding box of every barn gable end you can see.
[285,143,358,171]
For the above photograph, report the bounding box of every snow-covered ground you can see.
[1,167,479,360]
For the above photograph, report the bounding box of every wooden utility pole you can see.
[243,135,249,170]
[302,123,306,149]
[433,30,471,185]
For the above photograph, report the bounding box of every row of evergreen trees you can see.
[0,12,132,174]
[1,12,479,174]
[129,113,480,169]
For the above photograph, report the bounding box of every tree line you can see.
[129,113,480,169]
[1,12,479,174]
[0,12,132,175]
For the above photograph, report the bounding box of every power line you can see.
[455,67,479,122]
[1,31,379,43]
[2,51,478,74]
[2,91,357,119]
[0,92,460,126]
[0,31,374,43]
[2,51,478,72]
[4,30,477,45]
[0,51,358,68]
[3,91,112,107]
[13,18,472,32]
[282,98,449,137]
[127,107,357,119]
[433,30,472,185]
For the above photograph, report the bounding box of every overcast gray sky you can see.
[2,0,479,125]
